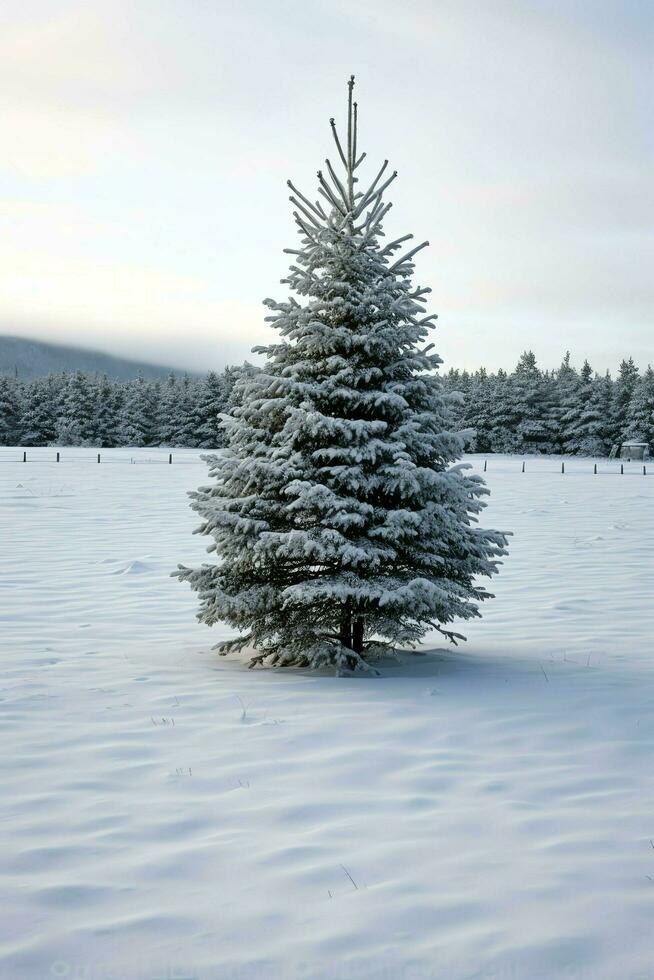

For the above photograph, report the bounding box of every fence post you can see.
[522,460,525,473]
[644,465,647,476]
[169,453,173,465]
[561,461,565,474]
[621,463,624,475]
[483,459,487,472]
[23,451,26,463]
[97,453,101,464]
[56,451,60,463]
[593,463,597,474]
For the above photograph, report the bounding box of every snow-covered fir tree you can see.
[172,375,201,447]
[94,374,122,447]
[562,360,607,455]
[55,370,97,445]
[613,357,640,443]
[156,373,200,446]
[625,365,654,445]
[20,376,59,445]
[157,373,180,445]
[465,368,494,452]
[174,78,509,672]
[5,355,650,455]
[512,351,557,453]
[0,375,22,445]
[116,375,159,446]
[193,371,230,448]
[556,351,581,451]
[485,369,521,453]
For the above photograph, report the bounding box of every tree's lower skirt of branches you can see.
[212,630,466,675]
[214,633,391,675]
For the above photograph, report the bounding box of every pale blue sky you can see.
[1,0,652,373]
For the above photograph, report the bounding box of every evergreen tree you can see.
[20,376,59,445]
[564,362,611,455]
[613,357,639,442]
[175,78,508,672]
[0,375,22,445]
[156,373,198,446]
[465,368,491,452]
[94,374,122,447]
[512,351,557,453]
[625,365,654,446]
[487,369,522,453]
[193,371,229,448]
[555,351,581,451]
[172,375,200,447]
[157,373,180,445]
[55,370,97,445]
[116,375,158,446]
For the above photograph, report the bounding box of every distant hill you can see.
[0,336,199,381]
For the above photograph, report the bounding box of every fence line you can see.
[0,451,649,476]
[0,452,205,465]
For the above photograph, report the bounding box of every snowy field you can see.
[2,447,654,980]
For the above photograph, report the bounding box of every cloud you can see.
[0,199,269,367]
[0,0,651,373]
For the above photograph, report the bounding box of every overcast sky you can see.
[1,0,652,374]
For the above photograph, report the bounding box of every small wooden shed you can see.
[619,441,649,460]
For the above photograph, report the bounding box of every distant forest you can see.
[0,352,652,454]
[445,351,653,455]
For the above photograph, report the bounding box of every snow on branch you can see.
[388,241,430,273]
[329,117,348,171]
[287,180,326,221]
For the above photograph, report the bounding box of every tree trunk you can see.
[352,615,364,655]
[339,599,352,649]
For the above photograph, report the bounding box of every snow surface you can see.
[1,447,653,980]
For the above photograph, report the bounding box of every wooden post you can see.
[97,453,101,464]
[561,461,565,474]
[593,463,597,474]
[56,451,60,463]
[483,459,487,472]
[23,451,26,462]
[621,463,624,475]
[169,453,172,464]
[522,460,525,473]
[644,465,647,476]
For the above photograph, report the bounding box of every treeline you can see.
[0,352,652,454]
[442,352,654,455]
[0,366,253,448]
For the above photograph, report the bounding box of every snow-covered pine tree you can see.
[175,77,508,672]
[625,365,654,446]
[172,375,201,447]
[193,371,230,448]
[564,361,610,456]
[223,362,261,411]
[614,357,639,443]
[487,369,522,453]
[55,370,97,445]
[0,375,22,446]
[449,369,478,446]
[466,368,494,452]
[20,376,59,445]
[93,374,123,447]
[116,375,158,447]
[157,372,180,446]
[512,351,557,453]
[555,351,581,451]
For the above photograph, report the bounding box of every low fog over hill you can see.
[0,336,197,381]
